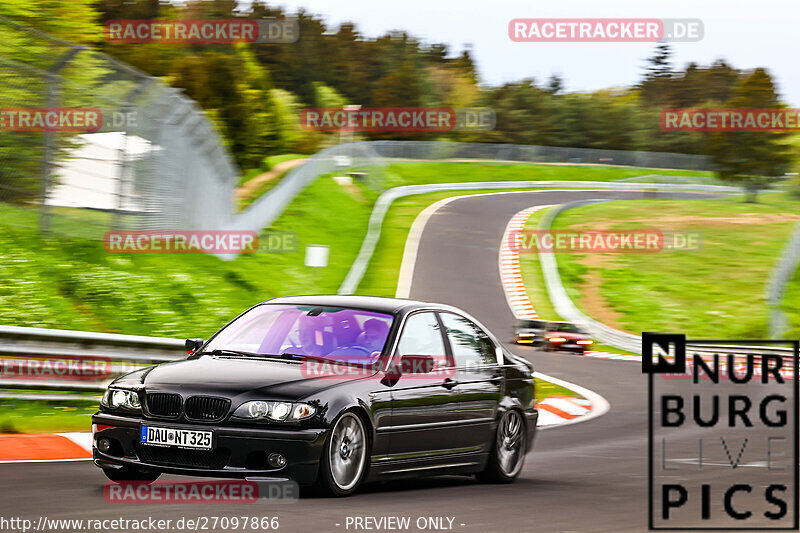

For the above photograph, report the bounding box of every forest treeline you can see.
[1,0,795,195]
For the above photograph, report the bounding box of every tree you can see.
[0,0,106,203]
[547,74,564,95]
[707,69,792,202]
[645,42,673,80]
[639,42,674,106]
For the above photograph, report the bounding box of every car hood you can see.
[112,355,376,401]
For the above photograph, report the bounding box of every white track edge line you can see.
[396,194,477,298]
[533,371,611,429]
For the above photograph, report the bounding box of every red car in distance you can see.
[543,322,594,354]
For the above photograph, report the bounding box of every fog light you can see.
[98,438,112,453]
[268,453,286,468]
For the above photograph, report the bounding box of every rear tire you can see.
[102,466,160,484]
[315,412,369,496]
[477,410,526,483]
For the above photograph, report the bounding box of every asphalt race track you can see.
[0,189,790,532]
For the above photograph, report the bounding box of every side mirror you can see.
[185,338,205,354]
[399,354,435,375]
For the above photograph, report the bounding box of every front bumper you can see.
[92,412,327,485]
[548,342,588,352]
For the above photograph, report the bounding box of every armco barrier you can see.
[0,325,793,402]
[0,325,185,400]
[337,181,744,296]
[766,219,800,337]
[536,195,792,353]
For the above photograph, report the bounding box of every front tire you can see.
[478,409,526,483]
[102,466,160,484]
[316,412,369,496]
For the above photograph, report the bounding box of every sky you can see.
[243,0,800,105]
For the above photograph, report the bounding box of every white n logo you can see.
[652,342,676,366]
[643,333,686,374]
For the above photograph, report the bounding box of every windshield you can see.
[203,304,394,364]
[550,323,584,334]
[517,319,544,329]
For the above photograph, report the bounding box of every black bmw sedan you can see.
[92,295,538,496]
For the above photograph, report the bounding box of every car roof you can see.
[261,295,439,315]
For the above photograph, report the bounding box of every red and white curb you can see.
[0,432,92,463]
[0,197,598,462]
[499,205,611,429]
[536,396,592,425]
[498,205,554,319]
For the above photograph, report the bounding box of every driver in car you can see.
[354,318,389,356]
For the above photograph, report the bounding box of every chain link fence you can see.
[1,17,716,245]
[365,140,714,170]
[0,16,239,240]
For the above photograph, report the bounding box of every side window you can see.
[397,312,446,358]
[440,313,497,367]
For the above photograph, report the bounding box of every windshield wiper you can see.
[194,349,261,358]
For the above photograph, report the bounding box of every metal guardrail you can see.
[536,198,644,352]
[537,197,794,354]
[0,325,794,402]
[338,181,745,295]
[0,325,185,400]
[767,219,800,336]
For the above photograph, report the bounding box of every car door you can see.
[439,312,503,453]
[382,311,461,462]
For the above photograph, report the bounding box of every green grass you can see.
[0,175,376,339]
[357,188,538,296]
[238,164,306,210]
[534,378,582,403]
[3,160,689,433]
[549,193,800,339]
[382,162,711,189]
[0,400,98,434]
[3,161,683,338]
[239,153,306,186]
[354,162,714,297]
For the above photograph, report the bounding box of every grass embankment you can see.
[534,378,582,403]
[1,161,710,337]
[0,174,375,340]
[238,153,306,187]
[355,163,713,296]
[544,193,800,339]
[0,400,96,434]
[0,162,709,431]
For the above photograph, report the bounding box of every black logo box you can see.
[644,333,800,530]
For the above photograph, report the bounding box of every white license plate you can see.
[140,426,213,449]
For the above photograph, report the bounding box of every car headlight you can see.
[233,401,316,421]
[101,388,141,410]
